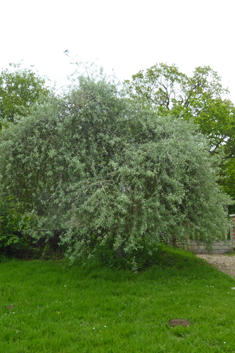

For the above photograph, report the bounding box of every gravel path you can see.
[197,254,235,278]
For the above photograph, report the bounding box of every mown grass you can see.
[1,246,235,352]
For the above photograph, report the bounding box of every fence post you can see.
[229,214,235,248]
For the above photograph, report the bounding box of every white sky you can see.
[1,0,235,101]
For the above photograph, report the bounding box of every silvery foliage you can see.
[0,74,230,266]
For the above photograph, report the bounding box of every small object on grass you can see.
[168,319,192,327]
[7,305,15,311]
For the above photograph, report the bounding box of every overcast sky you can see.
[1,0,235,101]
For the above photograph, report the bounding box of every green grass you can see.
[1,246,235,352]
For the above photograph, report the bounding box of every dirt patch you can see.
[169,319,192,327]
[197,254,235,278]
[7,305,16,311]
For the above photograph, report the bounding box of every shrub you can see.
[0,197,29,251]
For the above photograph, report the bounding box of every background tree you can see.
[0,63,52,251]
[0,62,50,129]
[125,64,235,203]
[0,74,230,268]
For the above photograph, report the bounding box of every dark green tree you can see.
[125,63,235,201]
[0,63,50,129]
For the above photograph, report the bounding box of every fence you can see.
[178,215,235,254]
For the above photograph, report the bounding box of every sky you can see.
[1,0,235,101]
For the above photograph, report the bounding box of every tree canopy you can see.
[0,63,50,129]
[125,63,235,201]
[0,75,230,269]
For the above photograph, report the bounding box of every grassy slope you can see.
[1,247,235,353]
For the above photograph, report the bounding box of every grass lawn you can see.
[1,246,235,352]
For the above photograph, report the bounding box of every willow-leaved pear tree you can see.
[0,74,230,269]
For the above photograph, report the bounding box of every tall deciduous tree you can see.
[0,63,50,129]
[125,64,235,201]
[0,75,230,268]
